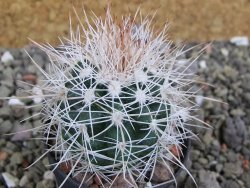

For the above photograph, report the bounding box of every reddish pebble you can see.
[93,175,102,185]
[170,145,180,157]
[22,74,37,83]
[59,162,72,174]
[242,159,250,171]
[22,159,30,168]
[89,183,99,188]
[221,143,227,152]
[0,151,8,161]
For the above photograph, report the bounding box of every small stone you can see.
[1,51,14,63]
[32,86,43,104]
[0,120,13,134]
[230,36,249,46]
[10,152,23,165]
[223,117,246,150]
[220,48,229,56]
[0,86,12,97]
[22,74,37,84]
[19,175,29,187]
[8,97,25,106]
[0,151,8,161]
[202,131,213,146]
[74,172,93,186]
[190,149,200,161]
[226,150,237,162]
[230,109,245,117]
[198,157,208,165]
[89,183,99,188]
[223,162,243,178]
[151,161,173,183]
[93,175,102,185]
[198,60,207,69]
[111,174,136,188]
[195,95,204,106]
[215,163,223,173]
[198,170,221,188]
[242,172,250,188]
[5,141,18,151]
[11,123,32,141]
[43,170,55,181]
[221,179,239,188]
[193,162,203,170]
[2,172,19,188]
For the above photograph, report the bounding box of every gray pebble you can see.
[0,86,12,97]
[10,152,23,165]
[198,170,221,188]
[242,172,250,188]
[223,162,243,178]
[0,120,13,134]
[221,179,240,188]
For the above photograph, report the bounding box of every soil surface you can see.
[1,0,250,47]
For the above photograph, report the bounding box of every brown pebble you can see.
[151,161,173,183]
[59,162,72,174]
[89,183,99,188]
[0,151,8,161]
[74,172,93,186]
[93,175,102,185]
[22,74,37,84]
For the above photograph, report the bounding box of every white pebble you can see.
[32,86,43,104]
[145,182,153,188]
[8,97,25,106]
[1,51,14,63]
[2,172,19,188]
[198,60,207,69]
[230,36,249,46]
[195,95,204,106]
[19,175,29,187]
[220,48,229,56]
[43,170,55,180]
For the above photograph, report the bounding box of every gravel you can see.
[0,41,250,188]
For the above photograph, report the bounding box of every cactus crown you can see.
[31,7,199,188]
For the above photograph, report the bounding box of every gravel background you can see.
[0,41,250,188]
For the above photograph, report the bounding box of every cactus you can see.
[29,8,200,188]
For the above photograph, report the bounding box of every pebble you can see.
[11,125,32,141]
[230,36,249,46]
[198,170,221,188]
[195,95,204,106]
[1,51,14,63]
[152,161,173,183]
[19,174,29,187]
[0,86,12,97]
[198,60,207,69]
[1,172,19,188]
[0,120,13,134]
[8,97,25,106]
[242,172,250,188]
[221,179,240,188]
[223,117,246,150]
[43,170,55,181]
[220,48,229,56]
[10,152,23,165]
[223,162,243,178]
[32,86,43,104]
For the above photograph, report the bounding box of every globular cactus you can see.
[31,8,199,188]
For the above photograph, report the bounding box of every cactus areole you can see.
[32,7,200,188]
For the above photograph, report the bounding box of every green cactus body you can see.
[60,61,170,168]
